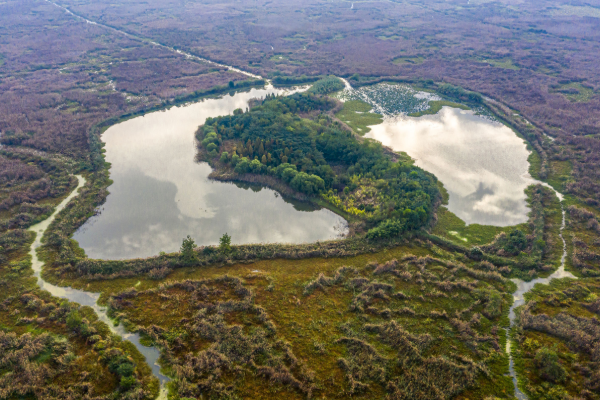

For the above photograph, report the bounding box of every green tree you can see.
[206,143,218,152]
[534,347,567,383]
[66,309,83,331]
[180,235,197,263]
[234,157,250,173]
[504,229,527,254]
[219,233,232,254]
[120,376,136,390]
[290,172,325,195]
[250,159,262,173]
[228,80,235,89]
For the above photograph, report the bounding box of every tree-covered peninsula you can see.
[196,92,440,238]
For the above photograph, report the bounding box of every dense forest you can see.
[197,91,439,237]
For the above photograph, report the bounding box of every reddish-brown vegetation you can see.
[47,0,600,205]
[0,0,248,161]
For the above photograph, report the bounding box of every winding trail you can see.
[28,176,170,399]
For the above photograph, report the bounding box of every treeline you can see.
[306,76,346,95]
[272,74,323,86]
[74,236,410,280]
[197,91,439,237]
[168,78,265,106]
[437,84,483,105]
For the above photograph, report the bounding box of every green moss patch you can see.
[335,99,383,134]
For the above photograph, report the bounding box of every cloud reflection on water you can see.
[367,107,536,226]
[74,87,347,260]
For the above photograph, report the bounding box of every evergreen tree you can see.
[180,235,197,263]
[219,233,232,254]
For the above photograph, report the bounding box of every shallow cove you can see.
[366,107,538,226]
[74,87,348,260]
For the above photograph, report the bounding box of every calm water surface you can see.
[75,87,347,260]
[366,107,538,226]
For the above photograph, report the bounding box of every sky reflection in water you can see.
[367,107,536,226]
[74,88,347,260]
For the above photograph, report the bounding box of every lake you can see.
[74,87,347,260]
[366,106,537,226]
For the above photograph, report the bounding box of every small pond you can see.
[74,87,348,260]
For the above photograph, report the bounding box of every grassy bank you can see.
[334,99,384,135]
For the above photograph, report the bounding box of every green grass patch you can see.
[432,207,528,246]
[408,100,469,117]
[377,35,401,41]
[483,58,520,70]
[269,54,289,62]
[530,146,573,193]
[535,65,559,76]
[334,99,383,134]
[546,160,572,191]
[550,82,595,103]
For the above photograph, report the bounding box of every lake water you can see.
[74,87,347,260]
[366,107,538,226]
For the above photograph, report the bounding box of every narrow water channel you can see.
[506,188,577,399]
[28,176,170,398]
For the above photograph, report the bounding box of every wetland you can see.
[4,2,600,399]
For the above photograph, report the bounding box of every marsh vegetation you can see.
[2,0,600,398]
